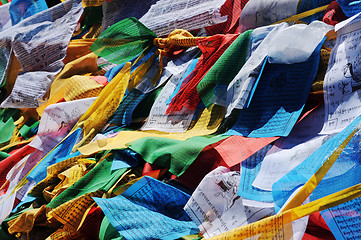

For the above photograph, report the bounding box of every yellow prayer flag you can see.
[75,62,131,139]
[78,104,225,155]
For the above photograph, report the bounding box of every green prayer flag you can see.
[0,151,10,160]
[197,30,253,108]
[0,118,14,144]
[90,17,157,64]
[47,156,128,208]
[99,216,123,240]
[18,120,39,140]
[129,135,228,176]
[0,108,20,144]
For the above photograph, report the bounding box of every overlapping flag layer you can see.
[0,0,361,239]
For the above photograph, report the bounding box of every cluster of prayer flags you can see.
[2,0,361,239]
